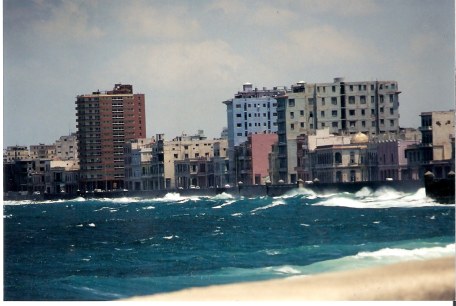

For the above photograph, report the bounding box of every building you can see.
[55,133,78,161]
[48,160,80,194]
[296,128,352,181]
[309,132,370,183]
[234,133,278,185]
[76,84,146,191]
[376,139,419,181]
[149,131,228,190]
[3,146,30,163]
[276,78,401,183]
[223,83,285,183]
[124,138,155,191]
[29,144,56,160]
[406,110,455,179]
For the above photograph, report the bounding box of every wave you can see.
[314,187,447,209]
[215,241,454,283]
[251,199,286,213]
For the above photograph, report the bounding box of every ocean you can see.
[3,187,455,301]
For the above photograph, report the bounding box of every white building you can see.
[55,133,78,161]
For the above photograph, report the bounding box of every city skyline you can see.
[4,0,455,147]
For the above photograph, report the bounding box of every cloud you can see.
[250,6,298,27]
[117,2,201,40]
[34,1,104,42]
[205,0,248,16]
[271,25,380,67]
[299,0,380,16]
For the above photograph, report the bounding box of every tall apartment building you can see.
[223,83,285,183]
[276,78,401,183]
[76,84,146,191]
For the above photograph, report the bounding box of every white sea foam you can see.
[251,200,285,213]
[87,223,96,227]
[315,188,446,209]
[212,200,237,209]
[355,243,455,261]
[163,235,179,240]
[272,266,302,275]
[212,192,234,200]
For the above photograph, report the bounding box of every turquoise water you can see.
[3,187,455,300]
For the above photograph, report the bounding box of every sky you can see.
[3,0,455,147]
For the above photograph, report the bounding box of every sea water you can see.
[3,187,455,301]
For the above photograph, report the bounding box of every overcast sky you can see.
[3,0,455,147]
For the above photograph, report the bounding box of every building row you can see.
[4,81,454,198]
[224,79,454,185]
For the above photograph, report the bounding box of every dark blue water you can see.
[4,187,454,300]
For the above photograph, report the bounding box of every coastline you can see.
[123,256,455,301]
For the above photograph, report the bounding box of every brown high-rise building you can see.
[76,84,146,191]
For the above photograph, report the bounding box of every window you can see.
[380,107,384,113]
[235,104,241,108]
[390,119,395,126]
[349,85,353,91]
[290,123,295,130]
[300,110,304,116]
[371,96,375,103]
[390,108,394,115]
[290,112,294,119]
[288,99,295,107]
[321,98,325,105]
[308,98,314,105]
[371,109,375,115]
[350,151,355,163]
[236,114,242,118]
[362,121,366,127]
[331,97,337,105]
[300,122,304,128]
[349,110,355,116]
[237,123,242,127]
[335,152,342,164]
[332,86,336,92]
[332,110,338,117]
[321,111,325,117]
[350,121,356,127]
[360,96,366,104]
[332,122,338,128]
[380,119,385,125]
[349,96,355,104]
[389,95,394,103]
[361,109,365,116]
[380,95,384,103]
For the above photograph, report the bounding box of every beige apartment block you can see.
[148,132,228,190]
